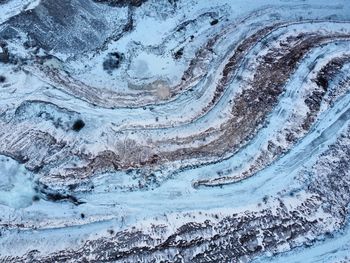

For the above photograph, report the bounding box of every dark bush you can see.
[32,195,40,202]
[103,52,124,73]
[210,19,219,26]
[72,119,85,132]
[174,48,184,59]
[93,0,147,7]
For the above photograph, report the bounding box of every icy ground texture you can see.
[0,0,350,262]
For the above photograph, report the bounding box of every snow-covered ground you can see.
[0,0,350,262]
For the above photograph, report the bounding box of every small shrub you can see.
[32,195,40,202]
[174,48,184,59]
[210,19,219,26]
[103,52,124,73]
[72,119,85,132]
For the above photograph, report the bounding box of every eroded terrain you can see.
[0,0,350,262]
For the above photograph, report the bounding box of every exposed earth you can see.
[0,0,350,262]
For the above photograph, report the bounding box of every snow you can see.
[0,155,35,209]
[1,0,350,260]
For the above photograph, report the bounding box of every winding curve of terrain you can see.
[0,0,350,262]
